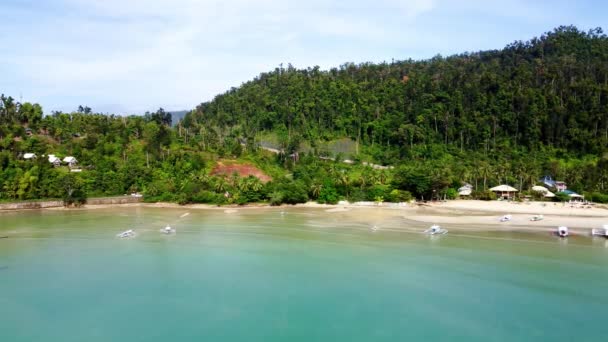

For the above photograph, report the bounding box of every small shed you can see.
[490,185,518,199]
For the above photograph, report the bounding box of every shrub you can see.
[444,188,458,200]
[553,192,570,202]
[317,181,339,204]
[587,192,608,203]
[191,191,221,204]
[472,190,497,201]
[364,185,390,201]
[387,189,412,202]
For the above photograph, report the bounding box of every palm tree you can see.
[310,183,323,199]
[377,170,387,185]
[479,162,492,190]
[338,173,351,197]
[214,176,228,193]
[248,177,263,192]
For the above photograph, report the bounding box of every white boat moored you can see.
[424,225,448,235]
[591,225,608,238]
[161,226,176,234]
[117,229,135,238]
[530,214,544,221]
[500,214,512,222]
[557,226,569,238]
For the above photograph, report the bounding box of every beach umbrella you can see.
[489,185,518,192]
[532,185,549,192]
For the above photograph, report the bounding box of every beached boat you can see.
[500,214,512,222]
[557,226,569,238]
[117,229,135,238]
[530,214,544,221]
[424,225,448,235]
[160,226,176,234]
[591,225,608,238]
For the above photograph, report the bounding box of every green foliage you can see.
[444,188,459,200]
[472,190,497,201]
[317,181,339,204]
[60,173,87,207]
[268,179,309,205]
[388,189,413,203]
[554,192,571,202]
[3,27,608,206]
[586,192,608,203]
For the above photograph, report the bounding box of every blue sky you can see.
[0,0,606,114]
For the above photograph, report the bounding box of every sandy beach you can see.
[17,199,608,236]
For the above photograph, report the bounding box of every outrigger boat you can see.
[591,225,608,238]
[117,229,135,238]
[500,214,512,222]
[530,214,544,221]
[557,226,569,238]
[160,226,176,234]
[424,225,448,235]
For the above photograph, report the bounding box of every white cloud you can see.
[2,0,441,112]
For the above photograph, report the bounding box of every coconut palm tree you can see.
[310,183,323,199]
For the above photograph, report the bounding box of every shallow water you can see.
[1,207,607,341]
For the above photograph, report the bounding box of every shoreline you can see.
[3,199,608,236]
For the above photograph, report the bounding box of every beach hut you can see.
[532,185,555,198]
[490,185,518,199]
[544,190,556,198]
[532,185,549,193]
[458,183,473,196]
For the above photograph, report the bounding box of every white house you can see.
[48,154,61,166]
[63,156,78,168]
[458,183,473,196]
[23,153,37,160]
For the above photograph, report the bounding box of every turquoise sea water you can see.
[1,207,607,341]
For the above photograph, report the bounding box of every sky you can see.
[0,0,606,114]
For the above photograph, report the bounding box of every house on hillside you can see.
[23,153,37,160]
[540,175,567,192]
[25,128,33,136]
[63,156,78,168]
[48,154,61,167]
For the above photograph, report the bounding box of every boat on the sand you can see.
[530,214,544,221]
[557,226,569,238]
[500,214,512,222]
[424,225,448,235]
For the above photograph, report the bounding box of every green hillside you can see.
[2,26,608,205]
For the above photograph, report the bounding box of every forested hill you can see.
[184,26,608,163]
[2,26,608,205]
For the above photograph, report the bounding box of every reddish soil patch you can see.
[211,161,272,183]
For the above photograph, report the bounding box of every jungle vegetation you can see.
[2,26,608,205]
